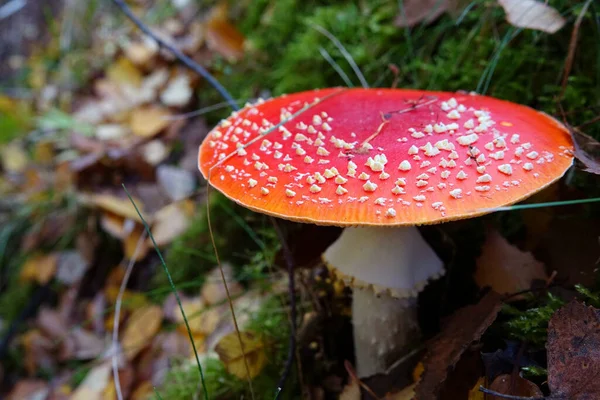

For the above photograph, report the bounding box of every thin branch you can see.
[112,230,147,400]
[270,217,297,400]
[560,0,593,100]
[110,0,239,111]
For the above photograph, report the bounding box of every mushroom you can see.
[198,88,574,377]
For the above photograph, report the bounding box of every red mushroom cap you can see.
[198,88,573,226]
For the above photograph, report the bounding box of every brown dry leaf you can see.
[201,264,244,305]
[175,298,221,336]
[70,361,112,400]
[151,200,194,247]
[475,229,547,298]
[103,365,135,400]
[497,0,565,33]
[106,57,143,88]
[121,305,163,360]
[7,380,49,400]
[122,37,159,66]
[415,291,502,400]
[467,377,485,400]
[123,222,149,261]
[205,4,245,62]
[100,212,127,239]
[570,126,600,175]
[129,105,171,138]
[215,331,267,380]
[131,381,154,400]
[85,193,145,222]
[395,0,450,27]
[487,374,543,398]
[20,253,58,285]
[387,384,416,400]
[547,300,600,399]
[21,329,54,375]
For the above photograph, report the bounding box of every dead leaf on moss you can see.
[205,4,245,62]
[415,291,502,400]
[546,300,600,399]
[121,305,163,360]
[20,253,58,285]
[70,361,112,400]
[215,331,267,380]
[475,229,547,298]
[497,0,565,33]
[106,57,143,88]
[569,126,600,175]
[486,374,543,398]
[174,298,221,336]
[129,106,171,138]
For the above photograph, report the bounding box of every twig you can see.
[270,217,297,400]
[112,230,147,400]
[479,385,544,399]
[110,0,238,111]
[559,0,593,100]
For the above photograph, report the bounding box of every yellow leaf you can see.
[412,361,424,382]
[215,331,267,380]
[174,298,221,336]
[131,381,154,400]
[1,142,28,173]
[129,106,171,138]
[20,253,58,285]
[104,286,148,310]
[121,305,163,359]
[106,57,143,88]
[123,223,149,261]
[85,194,145,222]
[71,361,112,400]
[468,377,486,400]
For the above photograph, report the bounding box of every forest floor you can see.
[1,0,600,399]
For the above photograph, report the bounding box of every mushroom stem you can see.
[352,287,418,377]
[323,226,444,377]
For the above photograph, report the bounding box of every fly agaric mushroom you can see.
[198,88,573,377]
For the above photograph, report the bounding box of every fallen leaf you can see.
[174,298,221,336]
[215,331,267,380]
[205,4,245,62]
[59,327,105,361]
[546,300,600,399]
[129,106,171,138]
[121,305,163,360]
[156,165,196,202]
[475,229,547,298]
[21,329,54,375]
[395,0,450,27]
[70,361,112,400]
[160,73,193,107]
[486,374,543,398]
[56,250,90,285]
[467,377,486,400]
[106,57,143,88]
[84,193,145,222]
[415,291,503,399]
[201,264,244,305]
[131,381,154,400]
[36,308,69,339]
[387,384,416,400]
[20,253,58,285]
[497,0,565,33]
[1,142,29,173]
[123,222,149,261]
[7,380,49,400]
[151,200,194,247]
[569,126,600,175]
[122,37,159,66]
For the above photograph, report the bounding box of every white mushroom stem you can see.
[323,226,444,378]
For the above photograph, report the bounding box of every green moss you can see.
[157,296,295,400]
[502,293,565,348]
